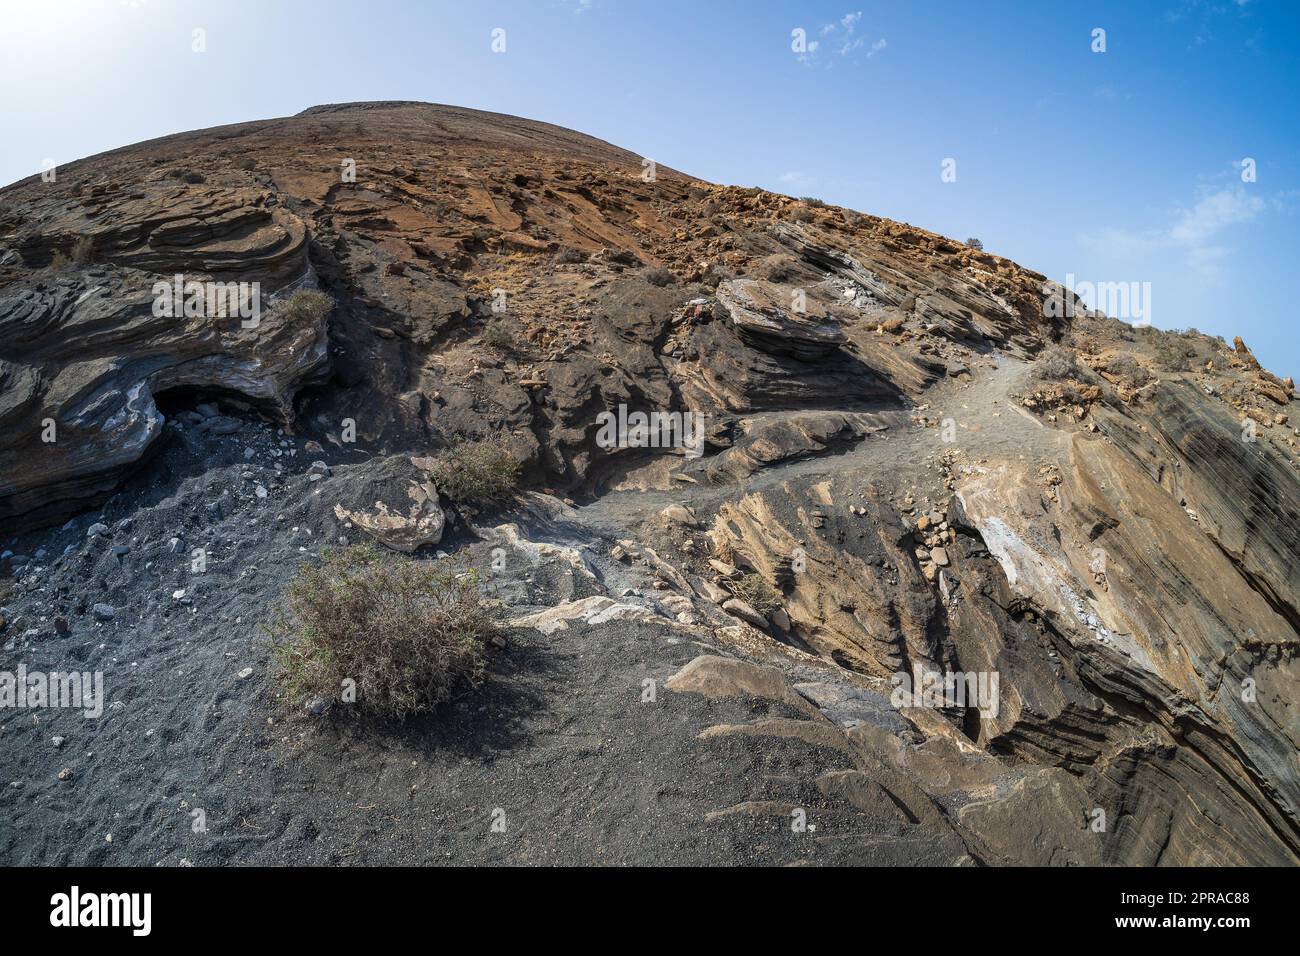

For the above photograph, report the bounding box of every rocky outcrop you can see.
[716,278,847,359]
[0,267,329,529]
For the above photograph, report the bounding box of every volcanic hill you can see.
[1,102,1298,866]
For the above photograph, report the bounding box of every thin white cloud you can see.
[1169,187,1264,244]
[806,12,883,63]
[1081,185,1265,280]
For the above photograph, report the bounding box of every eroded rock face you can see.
[0,268,329,529]
[2,102,1299,867]
[716,278,847,359]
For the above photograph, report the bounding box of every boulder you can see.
[329,455,445,552]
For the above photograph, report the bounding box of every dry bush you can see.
[1033,343,1082,381]
[481,322,517,351]
[731,573,780,616]
[277,289,333,324]
[427,437,521,504]
[1152,336,1194,372]
[169,168,206,184]
[1107,352,1150,386]
[70,235,94,264]
[644,266,674,287]
[759,254,800,283]
[269,544,494,721]
[554,247,586,264]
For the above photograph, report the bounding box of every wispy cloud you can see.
[1164,0,1256,49]
[779,171,817,192]
[1081,184,1266,280]
[801,11,885,64]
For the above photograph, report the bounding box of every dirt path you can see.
[570,356,1064,535]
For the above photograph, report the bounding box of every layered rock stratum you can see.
[1,102,1298,866]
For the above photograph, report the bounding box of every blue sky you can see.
[3,0,1297,376]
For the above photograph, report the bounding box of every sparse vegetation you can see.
[169,168,206,184]
[799,196,826,208]
[44,235,95,271]
[237,158,256,171]
[269,544,494,722]
[965,237,983,251]
[731,573,781,616]
[759,254,800,283]
[555,247,586,264]
[644,266,674,287]
[276,288,333,324]
[1152,337,1194,372]
[70,235,94,264]
[426,437,521,505]
[790,207,815,223]
[1033,343,1083,382]
[1107,352,1151,386]
[481,321,517,351]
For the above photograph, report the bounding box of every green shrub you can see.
[427,437,521,504]
[269,544,494,721]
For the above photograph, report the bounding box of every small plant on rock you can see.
[481,322,517,352]
[70,235,94,264]
[731,573,781,616]
[169,167,206,184]
[1107,352,1151,386]
[276,289,333,324]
